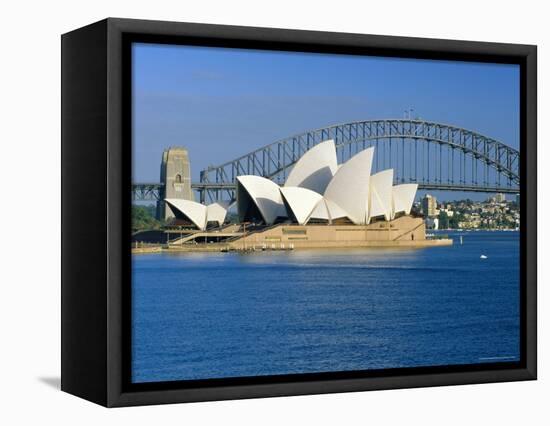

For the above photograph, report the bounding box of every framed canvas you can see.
[61,18,537,407]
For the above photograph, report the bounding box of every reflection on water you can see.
[132,231,520,383]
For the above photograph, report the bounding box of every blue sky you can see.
[132,43,519,201]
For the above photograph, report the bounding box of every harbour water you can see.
[132,231,520,383]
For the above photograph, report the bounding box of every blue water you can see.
[132,231,520,383]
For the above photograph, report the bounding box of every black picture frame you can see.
[61,17,537,407]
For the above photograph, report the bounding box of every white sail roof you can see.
[165,199,208,230]
[285,139,338,194]
[280,187,323,225]
[369,169,394,222]
[392,184,418,216]
[307,198,350,223]
[206,201,229,226]
[236,175,286,225]
[323,147,374,225]
[234,146,416,227]
[309,199,331,221]
[324,198,349,222]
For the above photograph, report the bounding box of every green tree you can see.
[438,211,449,229]
[448,212,464,229]
[132,205,161,231]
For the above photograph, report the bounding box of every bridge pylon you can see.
[157,147,193,220]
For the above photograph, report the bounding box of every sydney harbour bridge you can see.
[132,119,520,204]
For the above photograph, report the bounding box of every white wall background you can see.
[0,0,546,424]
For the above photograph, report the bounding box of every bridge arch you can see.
[197,119,519,203]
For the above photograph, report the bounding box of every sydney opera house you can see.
[164,140,446,249]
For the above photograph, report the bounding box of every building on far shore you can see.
[422,194,437,217]
[487,193,506,204]
[495,193,506,203]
